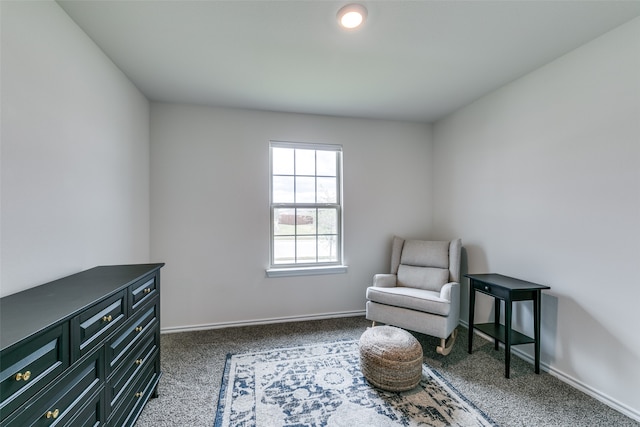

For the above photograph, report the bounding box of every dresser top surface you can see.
[0,263,164,351]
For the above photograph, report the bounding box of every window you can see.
[268,141,345,276]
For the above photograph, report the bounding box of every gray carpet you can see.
[134,316,638,426]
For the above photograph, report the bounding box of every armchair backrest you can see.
[390,237,462,292]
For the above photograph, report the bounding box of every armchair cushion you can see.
[397,265,449,291]
[400,240,450,269]
[366,286,452,316]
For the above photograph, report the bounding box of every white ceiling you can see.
[57,0,640,123]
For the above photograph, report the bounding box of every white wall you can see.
[150,103,433,330]
[432,17,640,418]
[0,1,150,296]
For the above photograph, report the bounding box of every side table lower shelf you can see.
[474,323,536,347]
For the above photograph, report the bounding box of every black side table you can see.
[466,273,550,378]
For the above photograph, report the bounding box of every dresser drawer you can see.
[60,388,104,427]
[1,348,103,427]
[72,291,126,360]
[105,300,158,376]
[107,361,158,427]
[0,324,69,421]
[129,275,158,314]
[107,331,157,413]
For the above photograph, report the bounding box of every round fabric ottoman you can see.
[358,326,423,392]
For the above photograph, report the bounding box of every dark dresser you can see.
[0,263,164,426]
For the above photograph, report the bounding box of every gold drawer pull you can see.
[15,370,31,381]
[135,358,143,365]
[135,326,143,332]
[45,409,60,419]
[135,392,143,398]
[143,288,152,294]
[102,315,113,322]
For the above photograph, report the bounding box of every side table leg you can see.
[468,281,475,354]
[504,298,512,378]
[494,297,501,351]
[534,290,542,374]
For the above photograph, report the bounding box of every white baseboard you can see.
[459,320,640,422]
[160,310,366,334]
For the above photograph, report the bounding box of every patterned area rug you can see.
[214,340,498,426]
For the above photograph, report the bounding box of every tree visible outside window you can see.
[270,141,343,268]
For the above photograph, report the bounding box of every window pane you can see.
[295,176,315,203]
[296,149,315,175]
[272,147,294,175]
[273,235,295,264]
[273,176,294,203]
[318,209,337,234]
[318,235,338,262]
[274,208,295,236]
[296,209,316,235]
[296,236,317,263]
[317,177,337,203]
[316,150,336,176]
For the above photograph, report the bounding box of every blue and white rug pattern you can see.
[214,340,497,427]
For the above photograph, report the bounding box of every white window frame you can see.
[266,141,347,277]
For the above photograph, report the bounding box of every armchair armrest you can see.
[372,274,397,288]
[440,282,460,302]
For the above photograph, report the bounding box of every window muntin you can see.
[270,141,342,268]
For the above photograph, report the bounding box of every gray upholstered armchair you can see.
[366,237,462,355]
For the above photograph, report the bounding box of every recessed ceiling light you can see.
[337,4,367,30]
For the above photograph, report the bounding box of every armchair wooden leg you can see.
[371,321,376,327]
[436,328,458,356]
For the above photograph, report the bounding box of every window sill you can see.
[266,265,349,278]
